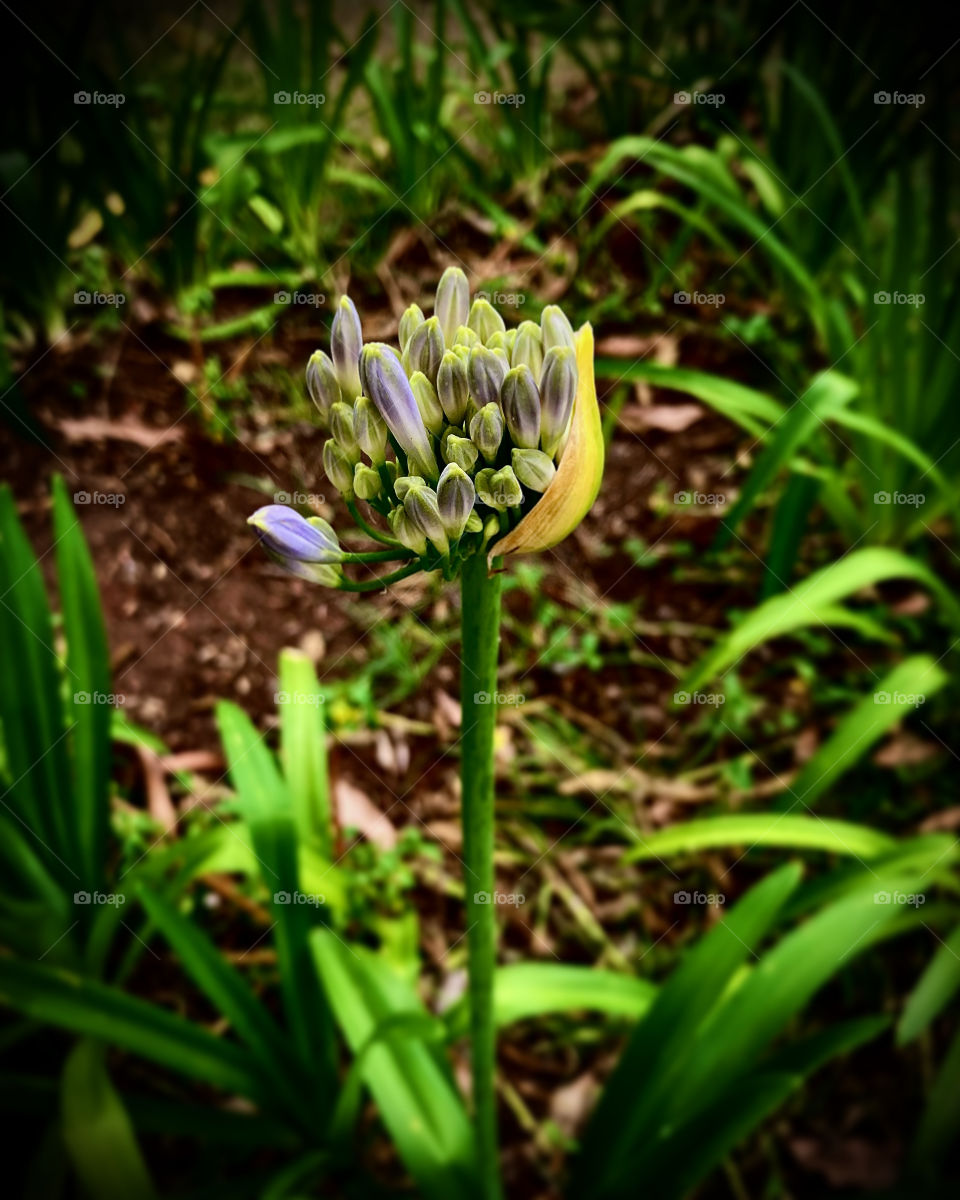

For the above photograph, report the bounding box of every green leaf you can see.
[683,547,960,693]
[52,476,112,893]
[61,1039,156,1200]
[624,814,896,863]
[278,649,331,855]
[898,923,960,1044]
[789,655,948,807]
[312,930,481,1200]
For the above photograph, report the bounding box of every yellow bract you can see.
[490,322,604,563]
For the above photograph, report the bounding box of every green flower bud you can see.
[394,474,426,503]
[331,296,363,399]
[468,345,507,409]
[435,267,469,347]
[474,467,499,509]
[437,349,470,425]
[540,345,578,458]
[491,465,524,508]
[467,298,505,342]
[442,433,479,473]
[353,462,382,500]
[501,364,541,450]
[464,510,484,533]
[437,463,475,540]
[305,350,341,422]
[354,396,388,465]
[330,400,360,462]
[454,325,480,349]
[410,370,444,436]
[512,320,543,378]
[388,506,428,556]
[541,304,575,353]
[469,402,504,463]
[487,330,508,353]
[503,328,518,356]
[323,439,354,497]
[403,316,444,386]
[480,512,501,549]
[399,303,425,353]
[511,447,556,492]
[404,483,449,556]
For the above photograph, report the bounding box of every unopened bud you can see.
[323,439,354,496]
[454,325,480,349]
[540,344,578,458]
[541,304,575,353]
[354,396,388,464]
[470,402,504,463]
[410,371,444,436]
[501,365,541,449]
[404,483,449,555]
[394,475,426,503]
[353,462,382,501]
[437,463,475,540]
[331,296,363,399]
[512,321,543,378]
[511,448,556,492]
[443,433,479,473]
[403,316,444,386]
[437,350,470,425]
[388,506,428,556]
[399,303,425,353]
[491,466,523,508]
[435,267,469,346]
[329,400,360,461]
[305,350,340,422]
[468,345,507,409]
[467,298,505,342]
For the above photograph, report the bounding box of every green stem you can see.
[340,547,415,564]
[346,499,402,547]
[336,562,422,592]
[459,553,504,1200]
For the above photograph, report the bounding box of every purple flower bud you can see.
[437,463,475,540]
[435,267,469,346]
[501,364,541,449]
[540,344,578,458]
[305,350,341,422]
[248,506,344,586]
[468,345,507,410]
[361,343,439,479]
[469,402,504,463]
[331,296,363,400]
[437,350,469,425]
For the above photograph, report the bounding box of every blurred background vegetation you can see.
[1,1,959,1197]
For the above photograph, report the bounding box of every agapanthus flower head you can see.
[249,272,604,590]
